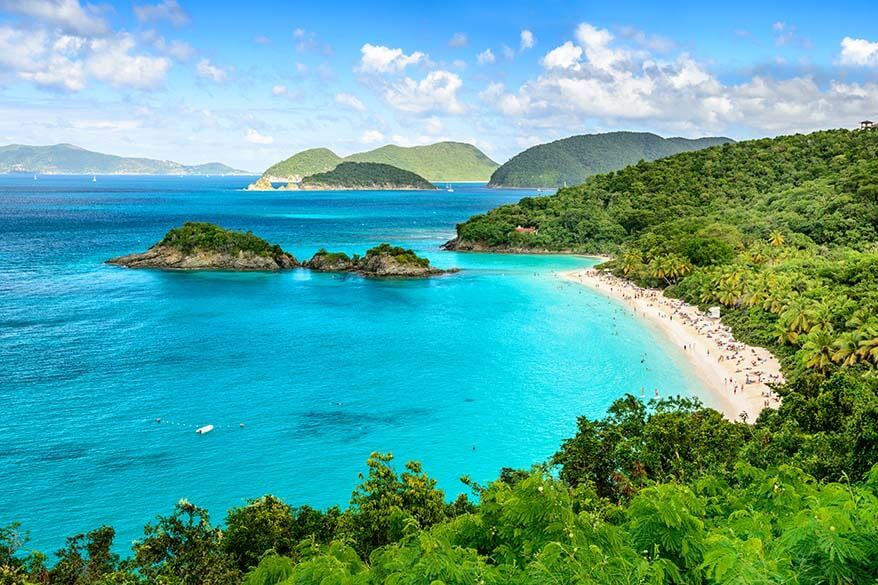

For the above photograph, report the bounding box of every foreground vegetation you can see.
[5,129,878,583]
[3,396,877,584]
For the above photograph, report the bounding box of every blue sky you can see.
[1,0,877,171]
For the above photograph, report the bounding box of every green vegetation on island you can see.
[306,243,446,276]
[488,132,733,188]
[0,144,249,175]
[262,141,499,183]
[344,142,498,182]
[156,222,286,257]
[107,222,297,271]
[262,148,343,182]
[301,162,436,190]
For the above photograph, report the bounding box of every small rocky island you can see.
[305,243,453,277]
[246,162,437,191]
[108,223,454,277]
[107,222,298,271]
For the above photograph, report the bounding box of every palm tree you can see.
[649,255,690,286]
[769,231,785,247]
[800,327,835,372]
[856,324,878,366]
[832,332,862,367]
[619,250,643,276]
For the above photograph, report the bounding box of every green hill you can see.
[262,141,499,183]
[487,131,733,188]
[454,129,877,252]
[301,162,436,190]
[344,141,498,181]
[262,147,343,181]
[0,143,249,175]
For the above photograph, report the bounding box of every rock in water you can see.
[305,243,454,277]
[107,222,298,271]
[245,177,274,191]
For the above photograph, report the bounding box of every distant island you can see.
[262,141,498,183]
[108,223,451,277]
[107,222,297,271]
[0,143,251,176]
[306,243,451,277]
[247,162,436,191]
[487,132,733,188]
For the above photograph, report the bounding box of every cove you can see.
[0,176,708,552]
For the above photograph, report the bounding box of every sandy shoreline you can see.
[560,268,784,422]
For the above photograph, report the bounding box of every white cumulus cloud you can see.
[480,21,878,137]
[542,41,582,70]
[840,36,878,66]
[0,0,107,35]
[520,29,535,51]
[383,70,465,115]
[358,43,425,73]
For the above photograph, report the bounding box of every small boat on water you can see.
[92,175,97,182]
[195,424,214,435]
[446,183,454,192]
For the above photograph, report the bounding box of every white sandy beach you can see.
[560,268,784,422]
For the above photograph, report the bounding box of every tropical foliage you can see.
[487,131,731,188]
[302,162,436,190]
[158,222,287,258]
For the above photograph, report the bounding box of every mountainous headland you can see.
[0,144,250,175]
[261,141,498,183]
[487,131,733,188]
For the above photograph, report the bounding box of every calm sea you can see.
[0,175,707,553]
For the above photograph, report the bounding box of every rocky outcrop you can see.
[107,222,298,271]
[245,177,274,191]
[305,244,454,277]
[108,246,298,271]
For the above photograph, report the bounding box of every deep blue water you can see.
[0,175,707,554]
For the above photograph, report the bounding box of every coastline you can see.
[559,268,783,422]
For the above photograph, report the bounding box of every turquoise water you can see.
[0,176,707,553]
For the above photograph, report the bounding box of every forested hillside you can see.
[262,148,343,181]
[301,162,435,189]
[262,142,499,183]
[487,132,732,188]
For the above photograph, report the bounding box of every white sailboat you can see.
[446,183,454,192]
[92,175,97,182]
